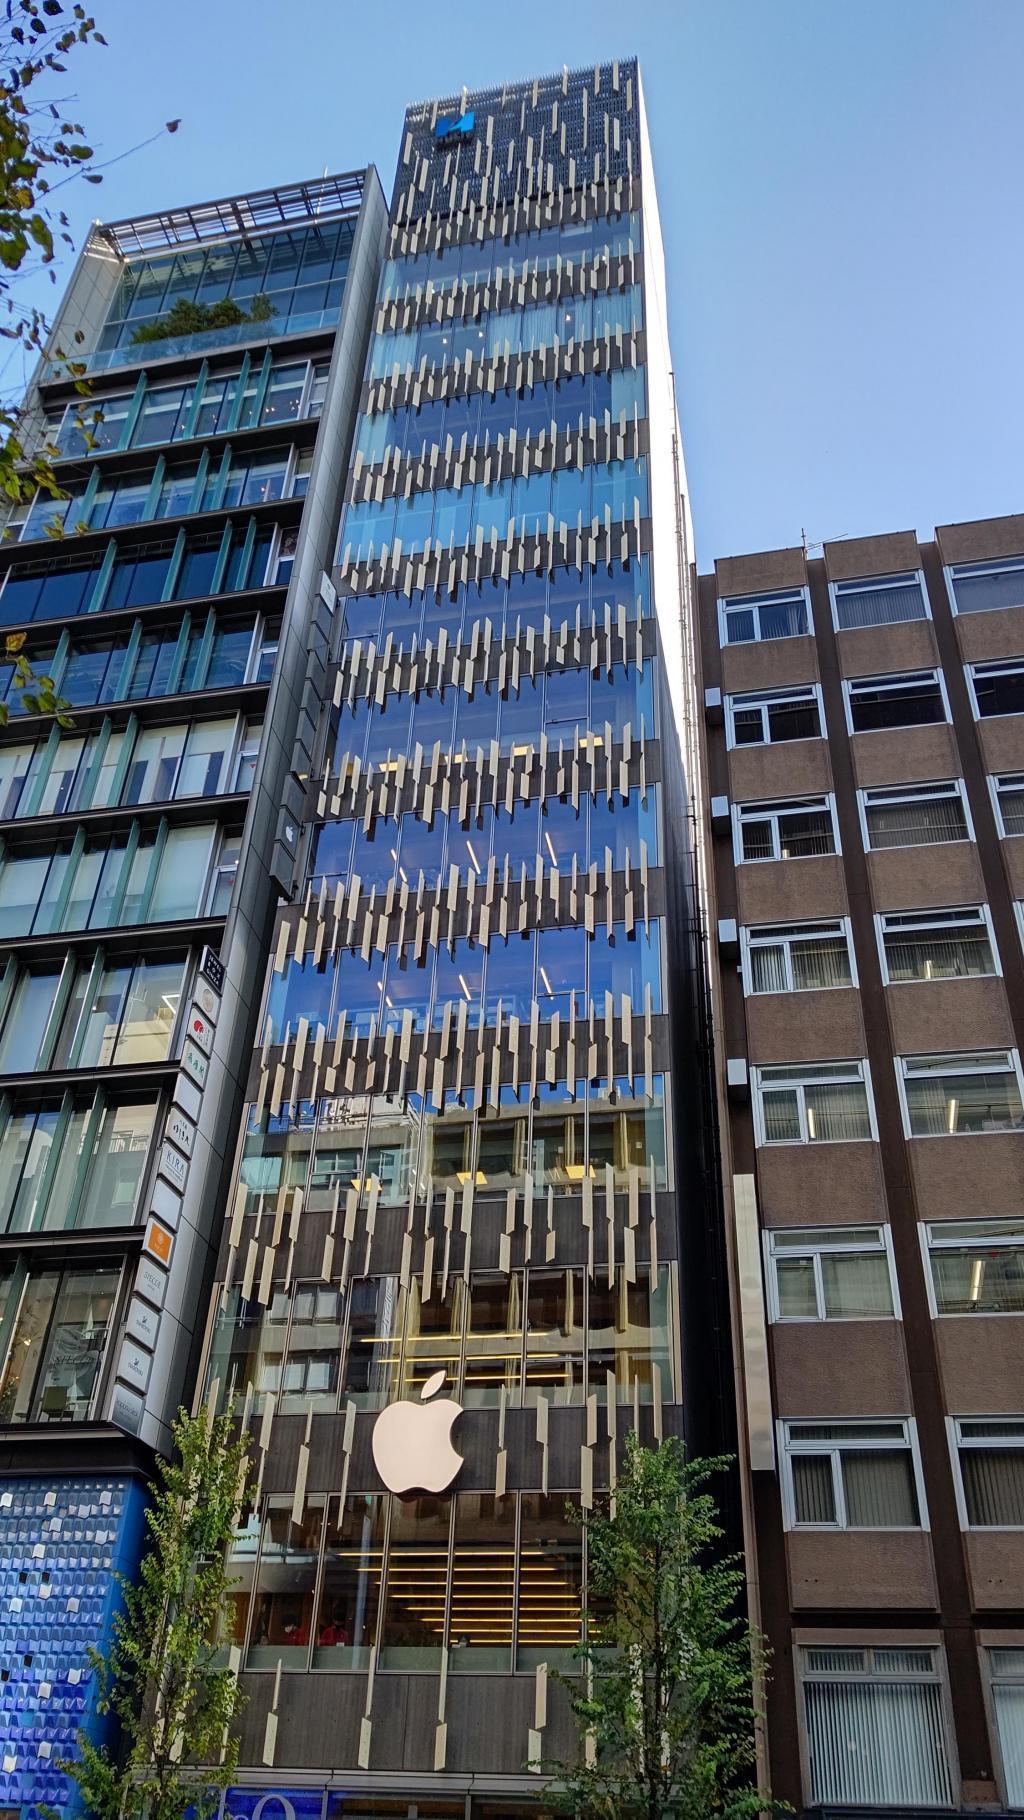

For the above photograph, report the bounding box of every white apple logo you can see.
[372,1369,465,1495]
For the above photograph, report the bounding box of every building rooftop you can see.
[96,170,369,259]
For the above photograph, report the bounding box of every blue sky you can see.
[15,0,1024,564]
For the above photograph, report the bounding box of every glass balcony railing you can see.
[85,306,342,373]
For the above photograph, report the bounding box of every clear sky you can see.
[15,0,1024,566]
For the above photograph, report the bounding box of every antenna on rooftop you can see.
[801,527,848,556]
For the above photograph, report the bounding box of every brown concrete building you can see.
[695,516,1024,1817]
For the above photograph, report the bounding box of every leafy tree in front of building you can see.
[60,1405,252,1820]
[540,1435,778,1820]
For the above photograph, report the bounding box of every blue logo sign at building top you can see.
[436,109,474,144]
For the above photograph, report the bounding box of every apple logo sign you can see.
[372,1369,465,1496]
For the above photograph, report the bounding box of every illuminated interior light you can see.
[539,967,553,995]
[969,1258,984,1303]
[544,832,558,865]
[806,1105,816,1140]
[458,973,472,1000]
[465,841,481,873]
[947,1095,959,1134]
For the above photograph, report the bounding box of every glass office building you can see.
[0,172,388,1816]
[197,62,725,1818]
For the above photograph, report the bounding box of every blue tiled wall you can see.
[0,1475,148,1820]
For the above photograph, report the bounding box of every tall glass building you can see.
[198,61,727,1819]
[0,171,388,1816]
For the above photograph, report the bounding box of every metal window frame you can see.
[945,554,1024,618]
[716,585,811,649]
[967,657,1024,721]
[856,776,976,852]
[920,1216,1024,1320]
[740,915,856,996]
[751,1057,878,1148]
[778,1414,928,1532]
[842,666,951,738]
[948,1414,1024,1532]
[724,682,824,751]
[795,1639,957,1815]
[764,1222,898,1323]
[731,793,840,866]
[874,901,1001,986]
[896,1047,1024,1139]
[989,771,1024,839]
[827,568,930,633]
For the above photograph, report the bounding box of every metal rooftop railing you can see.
[96,170,368,259]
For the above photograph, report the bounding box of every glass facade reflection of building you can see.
[199,61,727,1819]
[0,170,388,1819]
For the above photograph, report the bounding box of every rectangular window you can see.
[753,1060,875,1145]
[733,795,838,863]
[845,669,947,733]
[989,1647,1024,1808]
[953,1419,1024,1527]
[767,1226,895,1321]
[926,1218,1024,1315]
[950,555,1024,615]
[727,684,822,747]
[899,1049,1024,1137]
[969,659,1024,719]
[719,587,809,645]
[877,905,997,984]
[832,571,928,630]
[992,773,1024,837]
[0,1262,121,1423]
[782,1419,922,1528]
[311,1493,383,1671]
[801,1646,953,1809]
[245,1502,324,1670]
[860,779,971,850]
[742,919,854,994]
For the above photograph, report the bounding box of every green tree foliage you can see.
[61,1405,252,1820]
[0,626,72,724]
[0,1,105,510]
[541,1436,777,1820]
[131,291,274,345]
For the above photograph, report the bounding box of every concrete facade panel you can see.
[756,1143,888,1226]
[771,1321,911,1416]
[935,1317,1024,1414]
[851,723,961,790]
[907,1135,1024,1221]
[866,843,987,912]
[952,602,1024,664]
[745,988,866,1064]
[836,618,939,679]
[824,530,921,582]
[721,634,819,694]
[786,1529,937,1608]
[883,978,1014,1057]
[728,739,833,804]
[965,1532,1024,1610]
[715,546,807,596]
[978,716,1024,774]
[936,514,1024,567]
[735,854,848,925]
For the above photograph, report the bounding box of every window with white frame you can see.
[726,684,822,748]
[766,1226,894,1321]
[992,773,1024,837]
[969,659,1024,719]
[733,795,837,863]
[950,555,1024,616]
[801,1645,954,1809]
[877,905,998,984]
[953,1419,1024,1527]
[719,587,809,646]
[753,1059,875,1145]
[781,1419,923,1528]
[860,779,971,850]
[926,1219,1024,1315]
[988,1647,1024,1808]
[832,571,928,631]
[898,1050,1024,1137]
[742,919,854,994]
[845,669,948,734]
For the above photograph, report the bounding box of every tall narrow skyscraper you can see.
[0,170,387,1816]
[198,60,730,1817]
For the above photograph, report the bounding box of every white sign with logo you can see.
[371,1371,464,1495]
